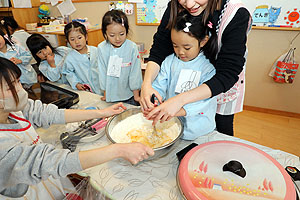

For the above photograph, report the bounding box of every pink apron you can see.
[216,0,252,115]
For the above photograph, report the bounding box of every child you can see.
[26,33,71,83]
[0,16,31,51]
[98,10,142,106]
[62,21,101,94]
[150,12,218,140]
[0,57,154,199]
[0,29,37,86]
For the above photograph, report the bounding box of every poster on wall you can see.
[135,0,170,25]
[241,0,300,27]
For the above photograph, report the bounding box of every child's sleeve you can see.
[39,61,61,82]
[183,64,216,117]
[0,138,82,188]
[152,59,170,101]
[62,54,82,90]
[22,99,65,128]
[17,46,32,65]
[97,44,107,91]
[129,45,143,91]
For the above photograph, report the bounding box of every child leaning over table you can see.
[149,12,218,140]
[0,57,154,199]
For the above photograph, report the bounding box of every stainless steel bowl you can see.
[105,107,183,160]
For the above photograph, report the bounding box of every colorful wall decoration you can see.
[135,0,170,26]
[241,0,300,27]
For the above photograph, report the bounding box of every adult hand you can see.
[119,143,155,165]
[146,95,184,125]
[100,102,126,118]
[140,83,162,113]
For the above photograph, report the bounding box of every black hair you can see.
[167,0,222,29]
[64,21,87,42]
[101,10,129,40]
[26,33,56,65]
[0,57,21,105]
[0,28,14,48]
[0,16,20,39]
[173,11,218,64]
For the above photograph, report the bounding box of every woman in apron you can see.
[0,57,154,199]
[141,0,252,136]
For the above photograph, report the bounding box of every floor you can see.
[234,110,300,157]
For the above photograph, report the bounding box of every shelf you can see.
[252,26,300,31]
[0,7,12,12]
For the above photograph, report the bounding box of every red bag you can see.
[273,48,298,83]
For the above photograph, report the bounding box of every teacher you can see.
[141,0,252,136]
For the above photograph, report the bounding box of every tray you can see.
[27,82,79,108]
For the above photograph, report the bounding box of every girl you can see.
[0,57,154,199]
[0,29,37,86]
[63,21,101,94]
[151,12,217,140]
[98,10,142,106]
[26,33,71,84]
[141,0,252,136]
[0,16,31,51]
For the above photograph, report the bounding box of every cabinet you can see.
[0,0,40,28]
[28,28,105,47]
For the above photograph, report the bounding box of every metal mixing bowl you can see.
[105,107,183,160]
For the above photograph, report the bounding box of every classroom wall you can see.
[49,1,157,51]
[49,1,300,114]
[245,29,300,113]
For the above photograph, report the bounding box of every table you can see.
[36,85,300,200]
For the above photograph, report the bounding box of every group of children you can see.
[0,9,219,140]
[0,10,142,106]
[0,9,219,199]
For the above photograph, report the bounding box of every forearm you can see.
[177,84,212,106]
[78,144,121,169]
[142,61,160,85]
[64,109,104,123]
[175,108,186,117]
[133,90,140,98]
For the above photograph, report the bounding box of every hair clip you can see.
[121,18,124,26]
[0,20,4,25]
[207,21,213,29]
[183,22,192,33]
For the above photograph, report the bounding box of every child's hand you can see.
[10,57,22,65]
[100,102,126,118]
[117,143,155,165]
[134,95,141,103]
[46,54,55,68]
[101,91,106,101]
[37,74,46,82]
[76,83,85,90]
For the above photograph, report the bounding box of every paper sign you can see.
[57,0,76,16]
[175,69,201,94]
[50,0,58,6]
[12,0,32,8]
[107,55,122,78]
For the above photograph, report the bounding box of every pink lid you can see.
[178,141,296,200]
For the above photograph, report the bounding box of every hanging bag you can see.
[273,48,298,83]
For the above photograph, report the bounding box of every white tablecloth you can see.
[36,84,300,200]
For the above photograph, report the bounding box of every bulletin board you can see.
[241,0,300,27]
[135,0,170,26]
